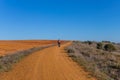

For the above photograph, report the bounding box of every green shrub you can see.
[84,41,93,45]
[109,63,120,69]
[97,42,103,49]
[104,44,116,52]
[88,41,92,45]
[67,48,75,53]
[0,65,2,69]
[69,54,76,58]
[102,41,111,43]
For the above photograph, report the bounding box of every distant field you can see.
[0,40,57,56]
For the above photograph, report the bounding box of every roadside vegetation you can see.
[0,44,54,72]
[66,41,120,80]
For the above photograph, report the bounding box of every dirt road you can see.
[0,43,96,80]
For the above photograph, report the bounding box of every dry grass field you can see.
[0,40,57,56]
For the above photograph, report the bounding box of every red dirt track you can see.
[0,42,96,80]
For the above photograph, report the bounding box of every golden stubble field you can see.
[0,40,57,56]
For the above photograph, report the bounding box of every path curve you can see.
[0,42,96,80]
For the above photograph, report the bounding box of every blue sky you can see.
[0,0,120,42]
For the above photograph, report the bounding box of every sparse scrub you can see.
[66,41,120,80]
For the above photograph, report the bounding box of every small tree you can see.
[97,42,103,49]
[88,41,92,45]
[86,41,92,45]
[84,41,92,45]
[104,44,116,52]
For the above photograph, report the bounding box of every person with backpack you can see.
[57,39,61,47]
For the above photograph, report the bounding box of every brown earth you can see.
[0,40,57,56]
[0,42,96,80]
